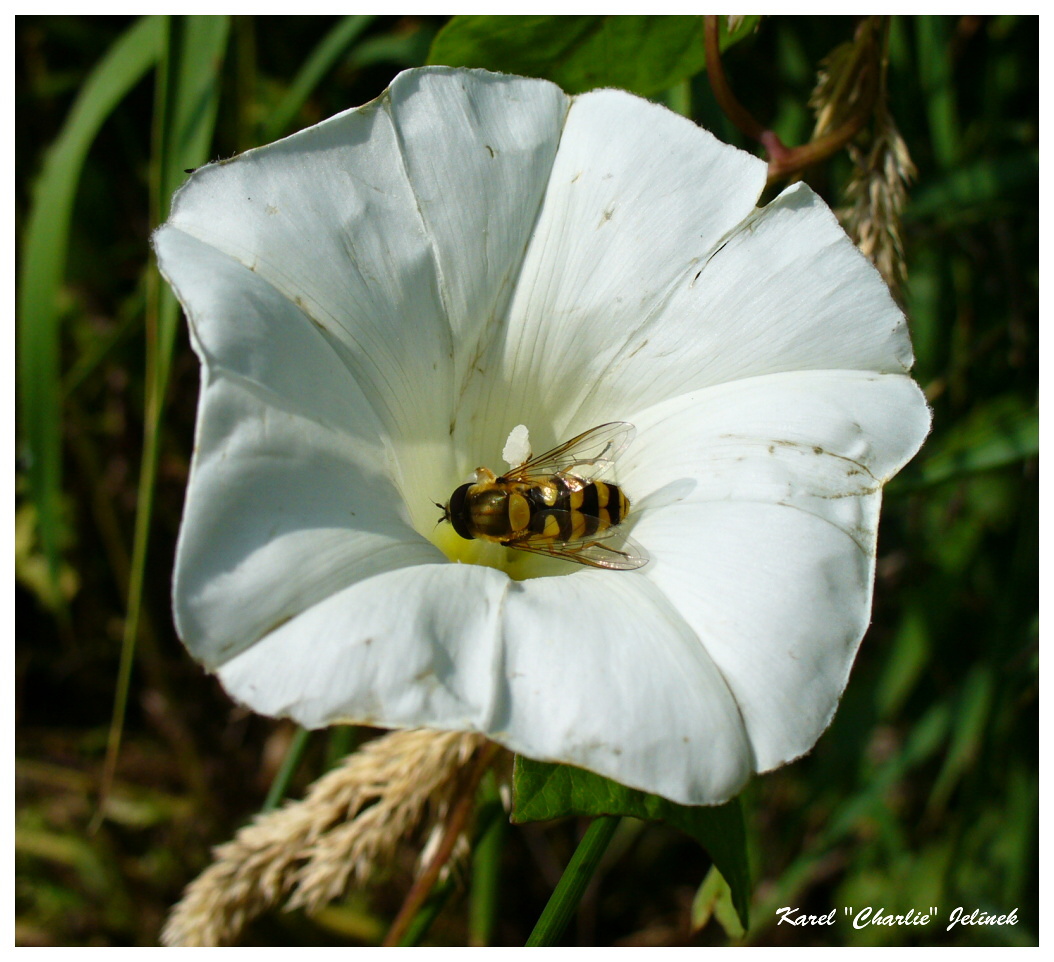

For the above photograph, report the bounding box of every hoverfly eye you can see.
[448,484,468,515]
[448,483,474,541]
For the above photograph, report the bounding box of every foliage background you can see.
[15,15,1037,946]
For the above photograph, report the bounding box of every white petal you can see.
[618,370,930,769]
[498,572,754,805]
[215,564,510,730]
[637,501,872,774]
[162,69,571,527]
[212,543,757,805]
[164,92,453,455]
[625,369,932,516]
[155,227,375,443]
[156,228,444,666]
[457,87,768,459]
[387,68,567,377]
[572,183,917,428]
[173,374,445,669]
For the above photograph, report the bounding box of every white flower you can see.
[154,67,930,806]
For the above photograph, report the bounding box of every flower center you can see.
[433,523,566,579]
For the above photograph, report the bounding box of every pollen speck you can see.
[502,424,531,469]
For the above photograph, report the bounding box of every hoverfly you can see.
[437,422,648,570]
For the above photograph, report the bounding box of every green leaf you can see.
[428,15,759,97]
[512,756,750,928]
[926,665,993,815]
[875,604,932,718]
[17,15,164,597]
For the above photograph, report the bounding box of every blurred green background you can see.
[15,15,1037,946]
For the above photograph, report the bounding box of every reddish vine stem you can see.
[703,15,881,185]
[382,740,502,947]
[703,15,767,142]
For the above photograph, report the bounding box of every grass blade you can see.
[262,15,376,142]
[97,15,231,825]
[17,15,164,597]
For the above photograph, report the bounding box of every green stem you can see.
[526,816,620,947]
[398,875,456,946]
[262,728,311,812]
[663,78,693,119]
[469,790,506,945]
[383,742,502,947]
[324,724,359,771]
[399,796,506,946]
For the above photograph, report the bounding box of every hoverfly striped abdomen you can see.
[569,479,628,528]
[524,478,629,543]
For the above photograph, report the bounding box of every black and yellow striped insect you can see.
[437,422,648,570]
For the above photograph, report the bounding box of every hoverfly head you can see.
[440,483,474,540]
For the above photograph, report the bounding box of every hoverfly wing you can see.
[502,422,635,484]
[505,512,649,571]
